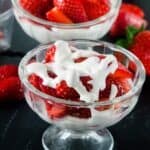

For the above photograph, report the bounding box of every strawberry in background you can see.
[116,26,150,76]
[110,3,148,37]
[0,65,24,102]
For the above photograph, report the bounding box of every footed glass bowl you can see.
[19,40,145,150]
[12,0,121,43]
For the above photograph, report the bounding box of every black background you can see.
[0,0,150,150]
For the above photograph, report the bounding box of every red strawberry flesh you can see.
[54,0,88,23]
[82,0,110,20]
[46,102,67,119]
[0,65,18,81]
[130,31,150,75]
[56,80,80,100]
[45,46,56,63]
[0,77,24,101]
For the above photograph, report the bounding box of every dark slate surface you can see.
[0,0,150,150]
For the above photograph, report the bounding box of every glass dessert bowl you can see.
[12,0,121,44]
[19,40,145,150]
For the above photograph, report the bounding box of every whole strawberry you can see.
[0,65,18,81]
[0,77,24,101]
[54,0,88,23]
[130,31,150,75]
[110,3,147,37]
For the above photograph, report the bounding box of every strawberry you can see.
[99,75,131,100]
[0,65,18,81]
[130,31,150,75]
[74,57,87,63]
[99,76,112,100]
[0,77,24,101]
[40,85,57,97]
[121,3,144,18]
[111,63,133,79]
[116,25,150,76]
[20,0,52,18]
[53,0,88,23]
[28,74,42,90]
[80,76,93,92]
[110,11,147,37]
[48,71,57,79]
[56,80,80,100]
[45,46,56,63]
[68,107,91,119]
[82,0,110,20]
[29,74,57,97]
[46,7,73,24]
[110,3,147,37]
[115,78,131,96]
[46,101,67,119]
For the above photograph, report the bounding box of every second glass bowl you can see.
[12,0,121,43]
[19,40,145,150]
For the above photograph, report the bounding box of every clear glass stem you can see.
[42,126,114,150]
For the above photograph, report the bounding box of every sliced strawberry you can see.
[40,84,57,97]
[48,71,57,78]
[115,52,125,62]
[28,74,42,90]
[87,0,99,3]
[99,76,112,100]
[99,75,132,100]
[20,0,52,18]
[46,102,67,119]
[97,76,131,111]
[45,46,56,63]
[128,61,137,73]
[56,80,80,100]
[0,77,24,101]
[82,0,110,20]
[98,54,106,60]
[74,57,87,63]
[29,73,57,97]
[0,65,18,81]
[111,63,133,79]
[115,78,132,96]
[95,105,111,111]
[54,0,88,23]
[68,107,91,119]
[80,76,93,92]
[46,7,73,24]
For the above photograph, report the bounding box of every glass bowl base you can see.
[42,126,114,150]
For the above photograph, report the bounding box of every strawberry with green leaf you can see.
[116,26,150,76]
[110,3,147,37]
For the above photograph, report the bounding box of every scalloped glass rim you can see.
[19,40,145,106]
[11,0,122,29]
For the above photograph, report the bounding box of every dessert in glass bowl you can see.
[12,0,121,43]
[19,40,145,150]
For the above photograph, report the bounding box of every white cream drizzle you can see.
[26,41,118,103]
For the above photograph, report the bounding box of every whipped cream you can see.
[26,41,118,102]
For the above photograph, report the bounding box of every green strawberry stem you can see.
[116,26,145,49]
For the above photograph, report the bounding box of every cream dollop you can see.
[26,41,118,102]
